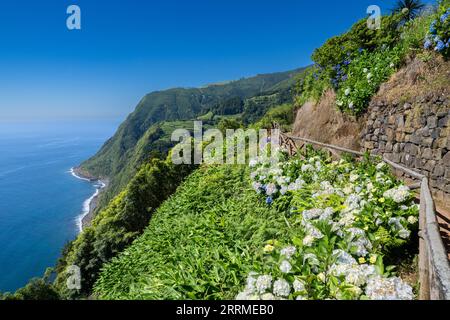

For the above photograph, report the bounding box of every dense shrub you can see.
[251,104,295,131]
[236,149,418,300]
[424,1,450,58]
[1,278,60,300]
[335,47,403,113]
[295,8,448,114]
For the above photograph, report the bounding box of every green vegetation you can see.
[1,278,59,300]
[423,1,450,59]
[296,7,443,114]
[94,149,418,300]
[94,165,288,299]
[54,157,196,298]
[251,103,295,131]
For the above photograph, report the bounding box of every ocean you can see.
[0,120,119,293]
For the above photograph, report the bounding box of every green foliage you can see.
[424,2,450,58]
[217,118,243,134]
[335,47,403,114]
[242,91,293,124]
[298,14,405,109]
[251,103,295,131]
[1,278,60,300]
[401,13,436,51]
[311,15,403,68]
[210,96,244,115]
[54,157,196,298]
[94,165,291,299]
[94,150,418,300]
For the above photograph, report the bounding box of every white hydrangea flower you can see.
[365,276,414,300]
[344,88,351,96]
[303,235,315,247]
[280,246,297,259]
[303,253,320,266]
[333,249,357,265]
[249,158,258,168]
[301,164,314,172]
[265,183,278,196]
[293,279,306,292]
[349,173,359,182]
[273,279,291,297]
[383,185,410,203]
[407,216,418,224]
[319,207,334,221]
[245,273,258,292]
[376,162,386,170]
[280,260,292,274]
[302,208,323,220]
[363,68,368,73]
[255,275,272,294]
[398,229,411,239]
[252,182,262,193]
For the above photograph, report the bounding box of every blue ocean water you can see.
[0,120,119,292]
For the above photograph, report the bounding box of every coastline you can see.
[70,167,107,233]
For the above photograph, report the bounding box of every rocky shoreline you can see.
[72,167,108,231]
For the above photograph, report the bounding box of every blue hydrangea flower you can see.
[358,48,364,53]
[265,197,273,205]
[441,13,449,23]
[435,40,445,52]
[424,39,433,49]
[429,21,437,34]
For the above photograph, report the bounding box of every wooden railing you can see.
[279,132,450,300]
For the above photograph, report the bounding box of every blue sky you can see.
[0,0,436,121]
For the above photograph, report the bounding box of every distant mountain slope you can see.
[79,67,306,207]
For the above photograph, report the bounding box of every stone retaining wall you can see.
[361,93,450,207]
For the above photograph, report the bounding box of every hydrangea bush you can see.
[237,148,419,300]
[424,5,450,58]
[335,47,402,114]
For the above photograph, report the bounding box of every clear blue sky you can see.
[0,0,436,122]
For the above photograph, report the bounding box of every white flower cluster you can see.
[237,152,419,300]
[383,185,410,203]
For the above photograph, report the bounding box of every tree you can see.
[393,0,426,21]
[13,278,60,300]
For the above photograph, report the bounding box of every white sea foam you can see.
[70,167,106,233]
